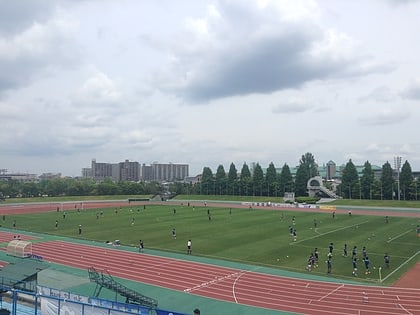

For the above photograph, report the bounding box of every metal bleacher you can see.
[87,267,158,309]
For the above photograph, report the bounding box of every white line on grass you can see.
[387,230,412,243]
[290,221,369,245]
[381,250,420,283]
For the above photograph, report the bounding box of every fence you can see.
[0,283,189,315]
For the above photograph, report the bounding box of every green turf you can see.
[3,203,419,285]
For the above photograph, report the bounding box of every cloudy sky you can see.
[1,0,420,177]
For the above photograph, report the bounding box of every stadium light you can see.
[394,156,402,201]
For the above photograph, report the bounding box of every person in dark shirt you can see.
[384,253,390,269]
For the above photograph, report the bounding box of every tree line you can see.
[0,153,418,200]
[174,153,419,200]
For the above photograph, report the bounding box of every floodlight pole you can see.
[394,156,402,201]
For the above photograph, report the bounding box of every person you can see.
[139,240,144,253]
[384,253,390,269]
[193,309,200,315]
[332,211,335,219]
[131,217,135,226]
[416,225,420,237]
[314,247,319,267]
[187,239,192,254]
[313,218,318,228]
[327,257,332,274]
[329,242,334,255]
[292,216,296,225]
[62,212,66,219]
[306,254,314,272]
[173,208,176,215]
[348,210,352,217]
[293,229,297,241]
[352,246,357,259]
[352,256,358,276]
[385,216,389,224]
[229,208,232,215]
[362,246,367,259]
[13,220,16,229]
[55,220,58,229]
[289,225,293,236]
[343,243,348,257]
[364,256,371,275]
[172,228,177,239]
[78,224,82,235]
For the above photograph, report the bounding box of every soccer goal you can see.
[7,240,32,258]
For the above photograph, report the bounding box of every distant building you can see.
[119,160,140,182]
[0,172,38,182]
[91,159,114,182]
[38,173,62,180]
[326,160,336,180]
[141,162,189,182]
[83,159,189,182]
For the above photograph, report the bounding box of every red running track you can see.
[29,240,420,315]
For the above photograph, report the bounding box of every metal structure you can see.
[394,156,402,201]
[88,267,158,309]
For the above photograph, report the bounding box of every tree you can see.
[97,178,119,195]
[400,160,413,200]
[239,163,252,196]
[227,163,238,195]
[300,152,319,178]
[279,163,293,196]
[410,178,419,201]
[341,159,359,199]
[265,162,277,197]
[215,165,227,195]
[294,152,319,197]
[360,161,374,199]
[381,162,394,200]
[201,167,214,195]
[252,163,264,196]
[294,164,308,197]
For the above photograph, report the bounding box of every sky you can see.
[1,0,420,177]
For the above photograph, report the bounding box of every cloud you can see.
[0,5,80,96]
[358,109,410,126]
[359,86,397,103]
[386,0,420,6]
[272,97,312,113]
[0,0,56,36]
[401,79,420,100]
[155,0,389,103]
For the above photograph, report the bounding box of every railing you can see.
[88,267,158,308]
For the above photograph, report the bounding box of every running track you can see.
[24,240,419,315]
[1,201,420,314]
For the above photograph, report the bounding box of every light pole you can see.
[394,156,402,201]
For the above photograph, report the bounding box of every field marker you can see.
[398,303,413,315]
[290,221,369,245]
[381,250,420,282]
[387,230,411,243]
[318,284,344,301]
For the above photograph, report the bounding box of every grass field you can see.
[4,201,419,286]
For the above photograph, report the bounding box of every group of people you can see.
[138,228,193,255]
[347,244,390,276]
[304,241,391,276]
